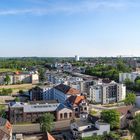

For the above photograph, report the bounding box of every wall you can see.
[32,74,39,84]
[57,108,73,121]
[95,122,110,135]
[54,89,67,103]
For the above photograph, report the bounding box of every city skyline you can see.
[0,0,140,57]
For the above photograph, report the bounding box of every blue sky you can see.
[0,0,140,57]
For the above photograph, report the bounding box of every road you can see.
[12,120,71,134]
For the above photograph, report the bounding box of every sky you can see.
[0,0,140,57]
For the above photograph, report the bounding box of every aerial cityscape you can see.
[0,0,140,140]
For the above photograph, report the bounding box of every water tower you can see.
[75,55,80,61]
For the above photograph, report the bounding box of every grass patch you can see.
[89,110,98,115]
[0,68,18,73]
[0,84,36,94]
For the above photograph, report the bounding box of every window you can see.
[60,113,63,119]
[84,107,87,111]
[69,112,72,118]
[64,113,67,118]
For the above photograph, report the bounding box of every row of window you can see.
[60,112,72,119]
[33,104,58,108]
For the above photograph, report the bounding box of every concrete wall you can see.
[95,122,110,135]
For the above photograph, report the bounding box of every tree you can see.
[82,136,104,140]
[1,88,13,95]
[38,68,45,82]
[135,76,140,82]
[19,90,24,94]
[0,105,6,118]
[129,114,140,140]
[124,78,133,89]
[124,93,136,105]
[101,110,120,129]
[135,79,140,91]
[4,74,11,85]
[39,113,54,132]
[7,88,13,94]
[15,97,20,102]
[116,59,131,72]
[107,132,120,140]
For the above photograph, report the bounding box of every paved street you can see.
[12,120,71,134]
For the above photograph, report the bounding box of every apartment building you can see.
[29,86,53,101]
[53,84,81,103]
[29,83,82,103]
[63,62,72,72]
[89,81,126,104]
[46,72,69,85]
[119,72,140,83]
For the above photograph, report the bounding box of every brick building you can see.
[8,101,73,124]
[66,95,89,117]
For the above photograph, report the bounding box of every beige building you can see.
[0,71,39,85]
[56,106,73,121]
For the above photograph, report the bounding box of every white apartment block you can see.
[119,72,140,83]
[89,81,126,104]
[89,85,102,103]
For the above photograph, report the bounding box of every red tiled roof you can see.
[67,95,85,106]
[55,84,80,95]
[47,132,55,140]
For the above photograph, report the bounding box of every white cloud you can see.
[0,0,139,16]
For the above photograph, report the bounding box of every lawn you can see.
[0,84,36,94]
[0,68,18,73]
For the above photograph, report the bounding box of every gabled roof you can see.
[56,103,72,111]
[54,84,80,95]
[47,132,55,140]
[67,95,85,106]
[42,132,55,140]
